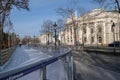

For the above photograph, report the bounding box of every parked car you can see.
[108,41,120,47]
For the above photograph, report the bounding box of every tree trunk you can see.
[115,0,120,13]
[0,12,6,50]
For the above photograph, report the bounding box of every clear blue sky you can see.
[10,0,100,38]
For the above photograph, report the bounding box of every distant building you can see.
[58,30,66,45]
[38,32,54,45]
[62,9,120,46]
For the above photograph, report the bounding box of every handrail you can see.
[0,47,73,80]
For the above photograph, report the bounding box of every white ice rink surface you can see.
[18,60,66,80]
[0,46,66,80]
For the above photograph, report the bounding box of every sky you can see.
[9,0,100,38]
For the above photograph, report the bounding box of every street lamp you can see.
[111,20,116,53]
[47,27,49,45]
[53,22,57,48]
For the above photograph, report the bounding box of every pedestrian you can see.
[19,42,22,47]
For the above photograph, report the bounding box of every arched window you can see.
[83,27,86,34]
[98,37,102,43]
[91,37,94,43]
[91,28,94,34]
[84,37,87,43]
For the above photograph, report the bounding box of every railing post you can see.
[40,67,47,80]
[67,52,74,80]
[63,52,73,80]
[62,56,68,80]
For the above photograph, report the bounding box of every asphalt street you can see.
[72,51,120,80]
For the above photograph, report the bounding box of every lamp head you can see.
[111,20,115,27]
[112,22,115,27]
[53,22,57,27]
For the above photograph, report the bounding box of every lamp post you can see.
[47,33,49,45]
[53,22,57,48]
[47,27,49,45]
[111,20,116,53]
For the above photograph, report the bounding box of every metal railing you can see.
[0,46,73,80]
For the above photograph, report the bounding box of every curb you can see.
[84,50,120,56]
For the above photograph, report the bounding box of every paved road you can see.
[72,51,120,80]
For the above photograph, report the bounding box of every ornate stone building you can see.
[60,9,120,46]
[38,32,54,45]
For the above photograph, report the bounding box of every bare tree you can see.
[40,20,55,45]
[40,20,53,34]
[0,0,29,50]
[0,0,29,32]
[93,0,120,13]
[56,4,88,45]
[93,0,120,42]
[56,6,76,44]
[56,19,65,33]
[40,19,65,34]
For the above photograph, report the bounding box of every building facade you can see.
[60,9,120,46]
[38,32,54,45]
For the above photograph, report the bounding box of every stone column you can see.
[94,22,98,46]
[103,22,106,45]
[86,25,90,45]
